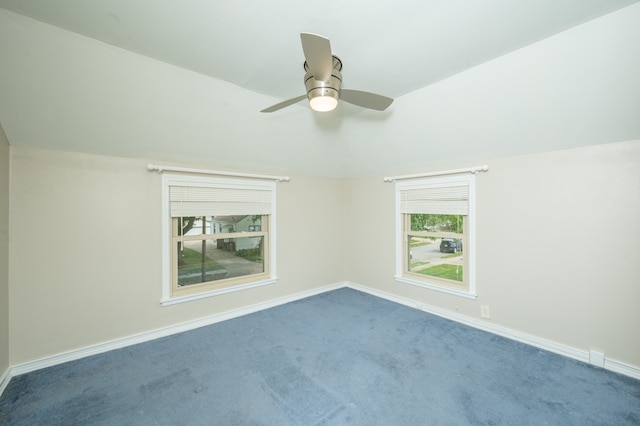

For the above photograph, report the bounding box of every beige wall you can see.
[8,147,346,363]
[6,141,640,371]
[0,124,9,376]
[346,139,640,368]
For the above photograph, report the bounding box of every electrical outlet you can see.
[480,305,490,319]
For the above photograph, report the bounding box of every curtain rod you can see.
[147,164,290,182]
[383,165,489,182]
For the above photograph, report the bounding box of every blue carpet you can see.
[1,288,639,425]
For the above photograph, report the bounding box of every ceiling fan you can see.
[261,33,394,113]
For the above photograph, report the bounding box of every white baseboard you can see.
[3,279,638,398]
[9,282,344,379]
[345,281,640,380]
[605,358,640,380]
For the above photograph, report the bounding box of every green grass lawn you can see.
[236,248,263,262]
[178,247,224,286]
[442,251,463,259]
[418,264,463,281]
[409,238,435,247]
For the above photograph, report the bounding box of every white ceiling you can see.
[0,1,639,178]
[0,0,636,103]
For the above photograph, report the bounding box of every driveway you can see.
[183,240,263,278]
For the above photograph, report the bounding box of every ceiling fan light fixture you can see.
[306,82,340,112]
[309,94,338,112]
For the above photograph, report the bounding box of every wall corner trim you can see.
[0,367,10,398]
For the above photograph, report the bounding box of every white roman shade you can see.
[399,181,469,215]
[169,184,273,217]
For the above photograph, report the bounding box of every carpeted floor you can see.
[1,288,639,425]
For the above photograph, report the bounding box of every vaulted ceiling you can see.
[1,1,639,177]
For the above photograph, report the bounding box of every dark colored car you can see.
[440,238,463,253]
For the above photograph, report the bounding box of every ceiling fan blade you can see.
[260,95,307,113]
[300,33,333,81]
[340,89,394,111]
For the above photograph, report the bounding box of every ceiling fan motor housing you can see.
[304,55,342,103]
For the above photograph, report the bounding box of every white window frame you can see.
[161,173,277,306]
[394,174,477,299]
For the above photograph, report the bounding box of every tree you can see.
[200,216,207,281]
[180,217,197,236]
[177,217,197,266]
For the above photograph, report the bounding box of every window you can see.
[395,174,476,298]
[161,174,277,305]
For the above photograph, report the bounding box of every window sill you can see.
[161,277,278,306]
[394,275,477,299]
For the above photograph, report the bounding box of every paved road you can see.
[411,238,446,262]
[410,238,463,272]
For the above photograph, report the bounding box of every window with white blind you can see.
[395,174,476,298]
[161,174,277,305]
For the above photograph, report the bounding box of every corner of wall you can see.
[0,123,10,390]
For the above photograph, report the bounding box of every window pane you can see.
[408,236,463,282]
[396,175,475,296]
[409,213,463,233]
[178,215,262,236]
[163,175,276,304]
[178,236,265,287]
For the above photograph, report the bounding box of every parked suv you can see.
[440,238,463,253]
